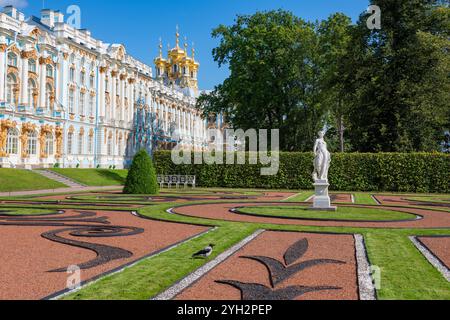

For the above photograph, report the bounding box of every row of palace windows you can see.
[68,90,95,116]
[66,132,126,157]
[69,67,95,88]
[7,53,54,77]
[5,128,53,156]
[66,132,95,155]
[6,74,54,108]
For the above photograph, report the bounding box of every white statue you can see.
[312,131,331,182]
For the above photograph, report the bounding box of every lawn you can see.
[237,206,417,221]
[50,169,128,186]
[0,169,66,192]
[57,197,450,301]
[0,207,59,216]
[1,187,448,301]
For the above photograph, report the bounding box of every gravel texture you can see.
[354,234,377,300]
[174,231,359,300]
[411,236,450,282]
[0,209,207,300]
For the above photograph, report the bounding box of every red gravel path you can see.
[0,210,207,300]
[418,237,450,269]
[173,202,450,229]
[176,231,358,300]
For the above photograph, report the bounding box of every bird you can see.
[192,244,215,259]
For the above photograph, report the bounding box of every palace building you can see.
[0,6,210,169]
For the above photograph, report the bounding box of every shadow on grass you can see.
[97,170,127,185]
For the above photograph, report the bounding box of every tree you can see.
[123,149,159,195]
[317,13,353,152]
[197,10,327,151]
[343,0,450,152]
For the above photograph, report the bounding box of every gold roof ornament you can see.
[175,25,180,49]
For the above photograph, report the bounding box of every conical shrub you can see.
[124,149,159,195]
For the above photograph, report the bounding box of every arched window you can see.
[28,59,37,73]
[79,92,85,115]
[67,132,73,154]
[44,133,53,156]
[88,95,94,117]
[107,135,113,156]
[78,132,84,154]
[28,79,37,108]
[46,65,53,78]
[80,71,85,85]
[68,89,75,113]
[88,134,94,155]
[6,73,17,105]
[46,83,53,110]
[89,74,95,88]
[6,128,18,154]
[7,53,17,67]
[69,67,75,82]
[27,131,37,156]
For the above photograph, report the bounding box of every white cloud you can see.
[0,0,28,8]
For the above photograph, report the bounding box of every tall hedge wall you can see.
[153,151,450,193]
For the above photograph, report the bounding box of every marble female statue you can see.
[312,131,331,182]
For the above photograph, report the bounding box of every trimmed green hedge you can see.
[153,151,450,193]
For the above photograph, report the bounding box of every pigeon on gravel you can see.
[192,244,215,259]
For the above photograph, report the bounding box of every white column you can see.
[39,59,46,108]
[98,70,105,118]
[120,77,125,121]
[20,54,28,106]
[177,108,181,134]
[0,49,6,102]
[111,74,116,121]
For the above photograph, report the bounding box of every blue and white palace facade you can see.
[0,6,210,169]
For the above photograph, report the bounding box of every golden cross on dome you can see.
[175,25,180,48]
[158,37,163,58]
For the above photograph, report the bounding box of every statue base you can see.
[311,180,337,211]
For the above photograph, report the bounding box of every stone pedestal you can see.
[311,180,337,211]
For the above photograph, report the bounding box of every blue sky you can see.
[9,0,369,90]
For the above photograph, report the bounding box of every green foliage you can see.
[154,151,449,193]
[124,149,159,195]
[50,169,128,186]
[197,10,328,151]
[343,0,450,152]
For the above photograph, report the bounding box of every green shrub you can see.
[153,151,449,193]
[124,149,159,195]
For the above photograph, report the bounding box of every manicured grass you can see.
[64,223,255,300]
[354,193,378,205]
[0,169,66,192]
[237,206,416,221]
[50,169,128,186]
[2,187,448,300]
[283,191,314,202]
[0,207,59,216]
[405,196,450,204]
[365,232,450,300]
[61,200,450,300]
